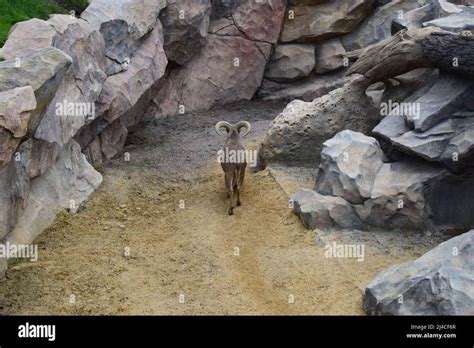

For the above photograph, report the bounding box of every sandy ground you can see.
[0,101,448,315]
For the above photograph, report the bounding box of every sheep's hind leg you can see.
[225,172,234,215]
[237,164,246,207]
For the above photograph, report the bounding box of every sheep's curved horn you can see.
[235,121,251,137]
[215,121,232,135]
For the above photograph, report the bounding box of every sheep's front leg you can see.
[225,172,234,215]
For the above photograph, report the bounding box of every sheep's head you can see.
[215,121,251,138]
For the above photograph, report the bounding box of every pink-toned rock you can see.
[0,86,37,168]
[100,119,128,160]
[98,24,168,124]
[152,33,271,117]
[280,0,374,42]
[233,0,287,43]
[0,19,56,59]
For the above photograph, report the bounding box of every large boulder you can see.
[97,23,168,125]
[264,44,316,82]
[340,0,422,51]
[0,150,31,240]
[314,38,346,74]
[232,0,287,43]
[315,130,385,204]
[391,4,437,32]
[404,74,474,132]
[280,0,375,43]
[0,87,37,168]
[423,9,474,32]
[373,74,474,170]
[151,33,271,117]
[81,0,167,75]
[99,119,128,160]
[291,189,363,229]
[364,230,474,315]
[161,0,211,65]
[34,16,108,147]
[355,159,445,230]
[5,140,102,245]
[0,19,56,60]
[0,47,72,135]
[257,74,378,168]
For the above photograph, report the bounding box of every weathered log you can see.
[348,27,474,83]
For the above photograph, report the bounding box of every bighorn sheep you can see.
[215,121,251,215]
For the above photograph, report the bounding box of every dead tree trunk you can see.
[347,27,474,83]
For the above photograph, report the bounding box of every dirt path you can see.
[0,101,445,315]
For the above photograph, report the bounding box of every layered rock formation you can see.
[0,0,170,277]
[0,0,473,317]
[364,230,474,315]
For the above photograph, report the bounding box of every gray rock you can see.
[0,150,31,240]
[423,9,474,32]
[257,74,379,168]
[340,0,422,51]
[314,38,346,74]
[0,47,72,135]
[21,138,61,180]
[98,23,168,124]
[81,0,167,75]
[265,44,315,82]
[364,230,474,315]
[373,74,474,169]
[211,0,242,19]
[0,87,37,169]
[315,130,385,204]
[100,119,128,159]
[35,17,107,147]
[280,0,375,43]
[6,140,102,245]
[356,159,445,230]
[404,74,474,132]
[83,136,103,167]
[161,0,211,65]
[289,0,327,4]
[391,4,436,32]
[291,189,363,229]
[258,71,347,102]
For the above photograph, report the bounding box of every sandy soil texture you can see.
[0,101,446,315]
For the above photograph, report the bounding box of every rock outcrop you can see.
[265,44,316,82]
[161,0,212,65]
[280,0,375,42]
[256,75,379,168]
[0,87,37,168]
[315,130,385,204]
[364,230,474,315]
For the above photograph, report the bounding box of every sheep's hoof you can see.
[237,201,241,206]
[228,208,234,215]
